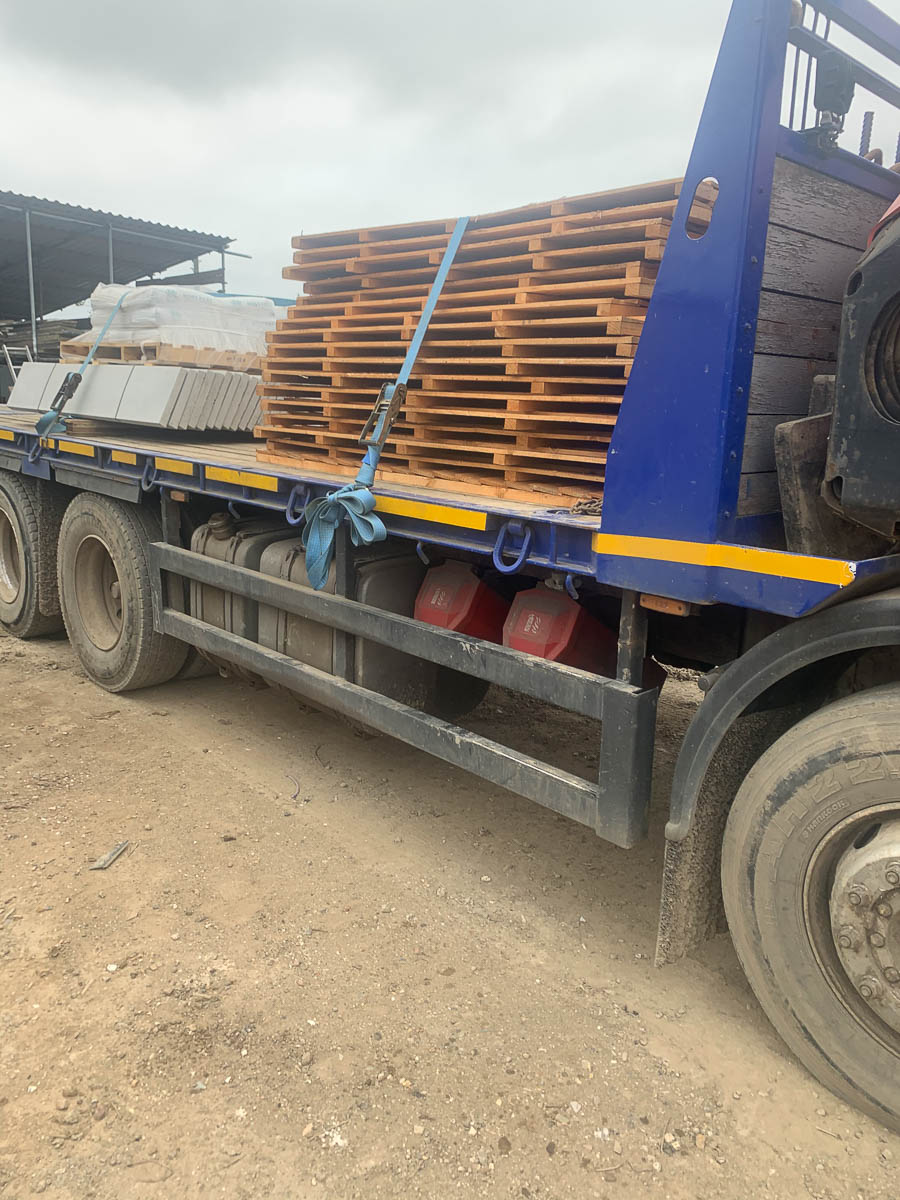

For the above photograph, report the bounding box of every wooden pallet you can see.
[257,179,715,500]
[60,340,263,374]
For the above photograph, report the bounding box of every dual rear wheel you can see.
[0,473,64,637]
[56,492,187,691]
[0,474,185,691]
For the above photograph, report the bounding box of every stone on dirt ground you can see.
[0,631,897,1198]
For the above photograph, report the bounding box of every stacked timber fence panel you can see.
[257,180,713,503]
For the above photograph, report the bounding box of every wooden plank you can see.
[500,337,638,357]
[755,290,842,358]
[740,414,793,474]
[748,353,833,414]
[532,239,666,270]
[737,471,781,517]
[769,156,889,250]
[505,358,632,375]
[495,316,644,338]
[292,217,453,251]
[529,217,670,252]
[760,225,860,302]
[549,198,685,232]
[494,298,647,320]
[549,178,683,216]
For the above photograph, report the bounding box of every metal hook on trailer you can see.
[26,440,44,465]
[285,482,311,527]
[415,541,432,567]
[140,460,159,492]
[565,574,581,601]
[491,521,533,575]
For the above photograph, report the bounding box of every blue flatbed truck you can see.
[2,0,900,1128]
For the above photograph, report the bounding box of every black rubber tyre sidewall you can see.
[722,686,900,1131]
[57,494,186,692]
[0,472,61,637]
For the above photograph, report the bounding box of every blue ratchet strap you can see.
[302,215,470,590]
[35,290,130,437]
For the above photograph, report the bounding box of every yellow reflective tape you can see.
[374,495,487,530]
[111,450,137,465]
[154,456,194,476]
[0,429,14,441]
[40,438,55,449]
[206,465,279,492]
[57,440,95,458]
[591,532,855,587]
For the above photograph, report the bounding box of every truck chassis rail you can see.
[149,540,657,849]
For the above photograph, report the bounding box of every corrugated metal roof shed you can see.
[0,191,233,321]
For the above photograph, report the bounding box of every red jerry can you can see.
[414,561,510,643]
[502,583,617,676]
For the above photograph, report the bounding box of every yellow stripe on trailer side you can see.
[57,440,95,458]
[374,495,487,530]
[591,532,855,587]
[206,465,280,492]
[154,456,194,476]
[111,450,137,465]
[0,429,15,442]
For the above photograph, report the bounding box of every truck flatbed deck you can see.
[1,405,896,619]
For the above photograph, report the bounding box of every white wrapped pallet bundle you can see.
[81,284,276,353]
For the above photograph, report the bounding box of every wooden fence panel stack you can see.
[257,179,713,502]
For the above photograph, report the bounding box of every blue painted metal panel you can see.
[601,0,788,545]
[592,551,900,618]
[591,551,842,617]
[817,0,900,67]
[777,127,900,201]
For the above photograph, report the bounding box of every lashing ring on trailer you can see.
[27,441,44,465]
[140,461,159,492]
[285,483,311,527]
[492,521,533,575]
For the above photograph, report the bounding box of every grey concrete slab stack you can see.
[6,363,260,433]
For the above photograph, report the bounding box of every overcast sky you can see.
[3,0,899,305]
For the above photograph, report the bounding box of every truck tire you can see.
[57,493,187,691]
[722,686,900,1131]
[0,471,64,638]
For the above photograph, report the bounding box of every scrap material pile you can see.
[256,179,713,502]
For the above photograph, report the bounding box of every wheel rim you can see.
[72,534,123,651]
[0,506,23,605]
[808,804,900,1051]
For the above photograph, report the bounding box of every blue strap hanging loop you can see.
[302,216,470,590]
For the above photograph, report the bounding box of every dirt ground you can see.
[1,630,898,1200]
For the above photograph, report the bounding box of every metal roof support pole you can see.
[219,250,226,293]
[107,223,115,283]
[24,209,37,355]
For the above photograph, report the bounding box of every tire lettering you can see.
[845,755,886,785]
